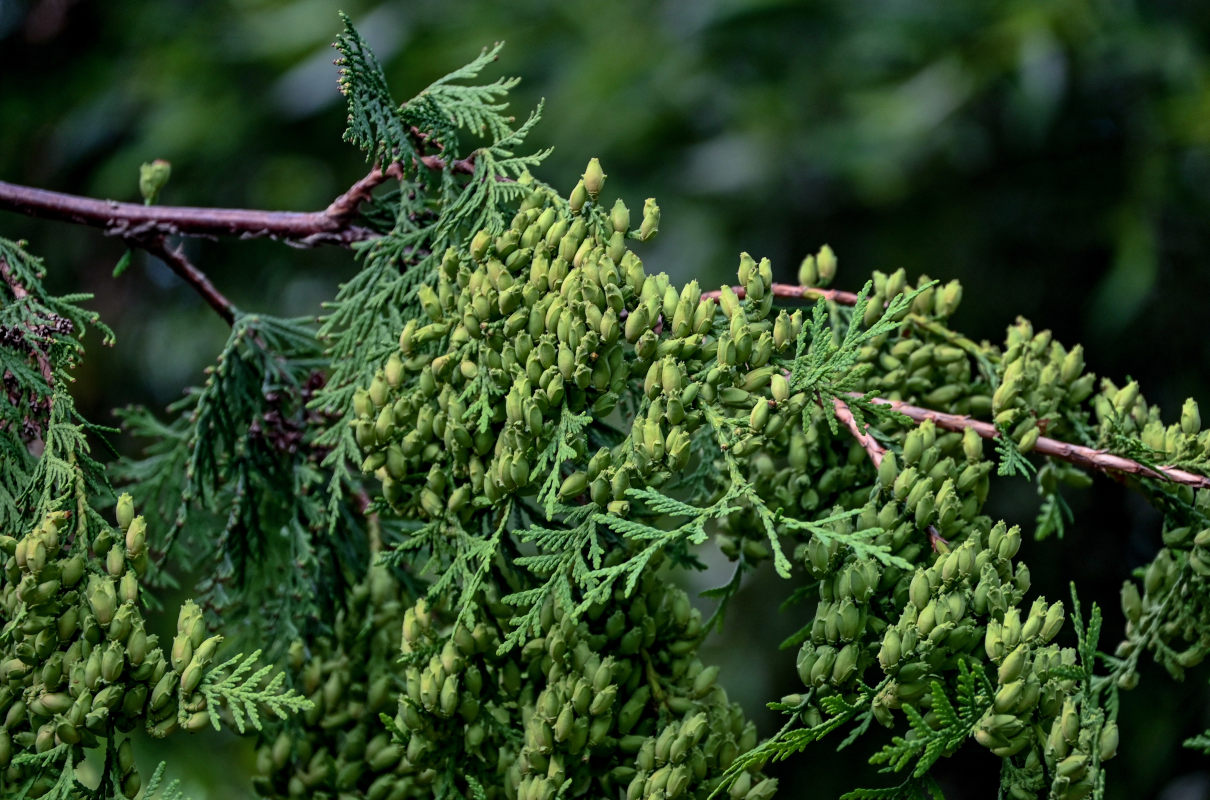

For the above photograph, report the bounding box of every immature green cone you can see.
[1182,398,1201,436]
[125,515,147,558]
[177,599,207,648]
[559,471,589,501]
[569,180,588,213]
[963,426,982,462]
[816,244,837,285]
[88,574,118,626]
[138,159,171,204]
[470,229,491,262]
[937,279,963,316]
[639,198,660,241]
[115,493,135,531]
[738,252,757,288]
[610,199,630,233]
[793,253,816,288]
[583,158,606,198]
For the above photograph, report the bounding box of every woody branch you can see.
[832,395,947,549]
[0,128,466,323]
[717,277,1210,492]
[4,162,1208,495]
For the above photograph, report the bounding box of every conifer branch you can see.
[139,237,236,325]
[832,395,887,468]
[834,395,947,549]
[0,173,388,247]
[0,145,485,326]
[322,161,406,219]
[0,164,407,325]
[712,281,1210,493]
[0,125,490,249]
[405,125,479,175]
[862,395,1210,490]
[701,282,860,305]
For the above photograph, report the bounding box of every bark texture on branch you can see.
[833,395,947,549]
[831,395,886,468]
[0,180,380,247]
[701,283,859,305]
[862,395,1210,490]
[0,162,415,324]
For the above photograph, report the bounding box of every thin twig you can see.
[407,125,478,176]
[0,179,379,247]
[140,237,236,325]
[700,283,859,305]
[323,162,405,220]
[419,153,477,175]
[0,127,488,249]
[860,395,1210,490]
[741,285,1210,492]
[0,162,418,325]
[833,395,947,550]
[831,395,885,468]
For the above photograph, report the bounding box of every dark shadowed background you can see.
[3,0,1210,796]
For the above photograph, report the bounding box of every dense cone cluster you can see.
[253,563,406,799]
[253,559,773,800]
[784,423,1011,697]
[795,512,1119,799]
[394,563,774,800]
[0,501,218,796]
[1116,523,1210,684]
[1091,375,1210,464]
[354,178,652,516]
[844,277,1104,454]
[336,156,1210,800]
[765,405,1124,797]
[351,166,819,523]
[843,268,983,409]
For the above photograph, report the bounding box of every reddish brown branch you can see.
[861,395,1210,490]
[0,124,486,249]
[323,162,405,220]
[832,395,886,468]
[0,141,490,325]
[833,395,947,549]
[406,125,477,176]
[419,153,477,175]
[140,237,236,325]
[710,282,1210,493]
[0,179,381,247]
[0,257,29,300]
[701,283,859,305]
[0,161,420,324]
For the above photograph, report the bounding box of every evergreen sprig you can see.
[870,661,994,776]
[138,763,189,800]
[995,423,1038,478]
[200,650,314,734]
[313,29,557,556]
[838,777,945,800]
[714,682,882,794]
[0,237,113,535]
[9,745,77,800]
[116,313,337,652]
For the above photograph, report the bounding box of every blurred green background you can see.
[4,0,1210,796]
